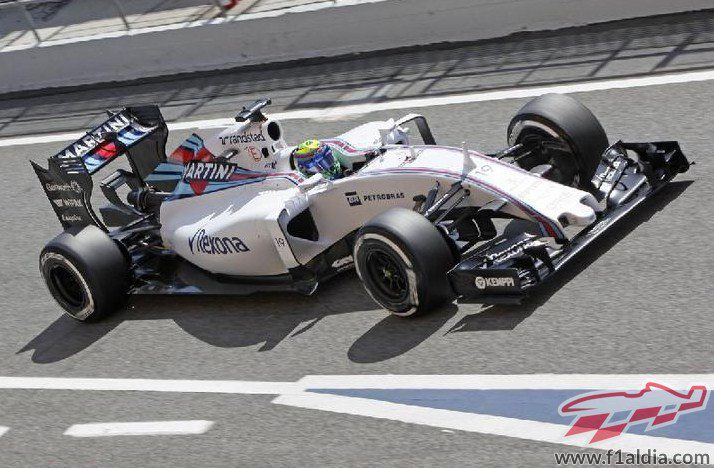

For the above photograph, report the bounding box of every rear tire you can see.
[40,226,130,321]
[507,93,608,188]
[354,208,457,317]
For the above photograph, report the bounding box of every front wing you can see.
[448,141,690,303]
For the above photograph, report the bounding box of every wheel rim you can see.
[48,264,88,311]
[365,248,409,303]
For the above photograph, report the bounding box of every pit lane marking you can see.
[2,374,714,393]
[64,420,214,438]
[273,392,714,460]
[1,374,714,393]
[0,376,298,394]
[3,68,714,148]
[1,374,712,456]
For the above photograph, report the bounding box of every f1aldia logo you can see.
[188,229,250,255]
[559,382,709,443]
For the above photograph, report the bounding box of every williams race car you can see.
[32,94,689,321]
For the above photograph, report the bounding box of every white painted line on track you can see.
[1,374,713,394]
[64,420,214,437]
[0,132,84,148]
[2,375,712,453]
[272,393,714,460]
[0,376,300,394]
[297,374,714,390]
[2,68,714,149]
[0,426,8,437]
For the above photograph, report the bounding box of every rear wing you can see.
[31,105,168,230]
[50,105,168,175]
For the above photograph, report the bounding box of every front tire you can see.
[354,208,457,317]
[40,226,130,321]
[507,93,608,188]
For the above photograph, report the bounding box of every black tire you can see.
[507,93,608,188]
[39,225,130,321]
[354,208,457,317]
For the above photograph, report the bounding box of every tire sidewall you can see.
[40,249,97,321]
[354,231,421,317]
[354,209,456,317]
[39,226,129,322]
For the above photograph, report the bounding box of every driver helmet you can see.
[293,140,342,180]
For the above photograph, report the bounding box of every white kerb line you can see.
[64,420,214,437]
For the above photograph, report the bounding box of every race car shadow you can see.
[446,180,693,335]
[18,271,379,363]
[17,313,121,364]
[164,274,377,351]
[348,304,459,364]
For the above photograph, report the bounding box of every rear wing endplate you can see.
[31,156,104,230]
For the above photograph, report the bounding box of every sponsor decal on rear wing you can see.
[31,156,104,230]
[51,109,161,174]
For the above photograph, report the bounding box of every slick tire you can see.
[507,93,609,189]
[39,225,130,322]
[354,208,457,317]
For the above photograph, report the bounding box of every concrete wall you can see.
[1,0,711,94]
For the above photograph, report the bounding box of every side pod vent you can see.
[286,209,319,241]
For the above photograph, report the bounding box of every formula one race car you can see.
[32,94,689,321]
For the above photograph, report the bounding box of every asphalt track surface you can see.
[0,11,713,467]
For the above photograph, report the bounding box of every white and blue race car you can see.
[32,95,689,321]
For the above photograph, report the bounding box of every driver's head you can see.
[293,140,341,180]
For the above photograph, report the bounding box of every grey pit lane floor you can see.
[0,391,593,467]
[0,70,713,467]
